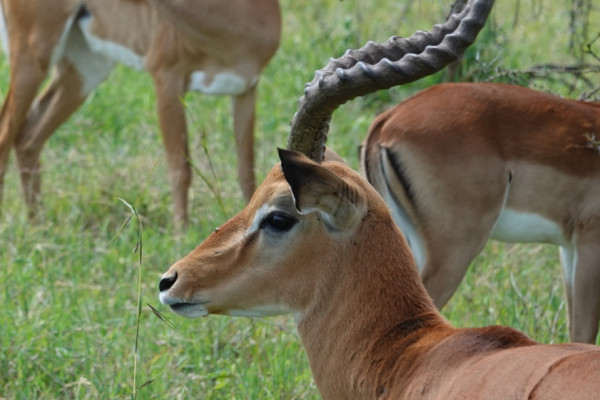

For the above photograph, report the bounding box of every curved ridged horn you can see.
[287,0,494,161]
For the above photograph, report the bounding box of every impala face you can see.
[159,150,369,319]
[159,168,301,318]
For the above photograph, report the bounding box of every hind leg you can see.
[411,182,507,308]
[421,228,495,309]
[569,223,600,344]
[0,59,47,211]
[418,186,505,309]
[13,16,113,217]
[0,41,53,214]
[15,53,112,216]
[0,0,80,213]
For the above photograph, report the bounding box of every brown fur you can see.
[0,0,281,225]
[160,150,600,399]
[361,82,600,343]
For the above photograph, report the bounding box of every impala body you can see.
[0,0,281,225]
[361,82,600,343]
[160,149,600,399]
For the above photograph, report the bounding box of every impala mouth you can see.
[160,292,210,318]
[168,302,209,318]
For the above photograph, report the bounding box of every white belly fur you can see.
[188,71,251,95]
[56,11,251,97]
[490,208,567,245]
[78,14,250,96]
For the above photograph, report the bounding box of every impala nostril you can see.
[159,272,178,292]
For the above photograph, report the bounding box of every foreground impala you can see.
[160,149,600,399]
[360,82,600,344]
[159,0,600,396]
[0,0,281,225]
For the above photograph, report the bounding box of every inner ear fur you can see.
[278,148,366,231]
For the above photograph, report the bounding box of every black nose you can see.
[159,272,178,292]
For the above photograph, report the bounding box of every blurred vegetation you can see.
[0,1,598,399]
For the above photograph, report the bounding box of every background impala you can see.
[360,82,600,344]
[0,0,281,226]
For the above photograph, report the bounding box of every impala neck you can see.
[296,216,450,399]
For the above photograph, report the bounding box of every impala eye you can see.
[261,212,298,232]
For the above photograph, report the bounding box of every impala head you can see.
[159,149,374,318]
[159,0,494,317]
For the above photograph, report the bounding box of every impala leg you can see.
[151,70,190,227]
[419,188,506,308]
[421,232,493,309]
[0,1,81,214]
[0,67,46,211]
[569,225,600,344]
[0,45,55,215]
[416,186,507,309]
[559,245,576,338]
[14,54,110,216]
[232,86,256,202]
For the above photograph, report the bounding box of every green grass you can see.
[1,1,599,398]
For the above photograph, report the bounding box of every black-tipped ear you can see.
[278,148,365,231]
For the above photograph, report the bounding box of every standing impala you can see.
[360,82,600,344]
[0,0,281,225]
[161,0,598,397]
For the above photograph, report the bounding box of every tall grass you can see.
[0,1,599,398]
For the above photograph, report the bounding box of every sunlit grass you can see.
[0,1,598,398]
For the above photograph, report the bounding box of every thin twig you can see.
[118,198,144,400]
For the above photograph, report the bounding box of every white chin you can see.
[170,303,209,318]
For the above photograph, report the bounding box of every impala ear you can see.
[278,148,366,231]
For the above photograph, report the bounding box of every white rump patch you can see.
[381,189,426,271]
[490,209,567,245]
[78,15,145,70]
[378,149,426,271]
[188,71,250,95]
[60,17,114,95]
[49,10,80,68]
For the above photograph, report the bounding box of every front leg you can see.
[570,224,600,344]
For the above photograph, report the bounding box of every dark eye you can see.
[262,212,298,232]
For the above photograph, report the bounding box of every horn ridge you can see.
[287,0,494,161]
[319,4,470,77]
